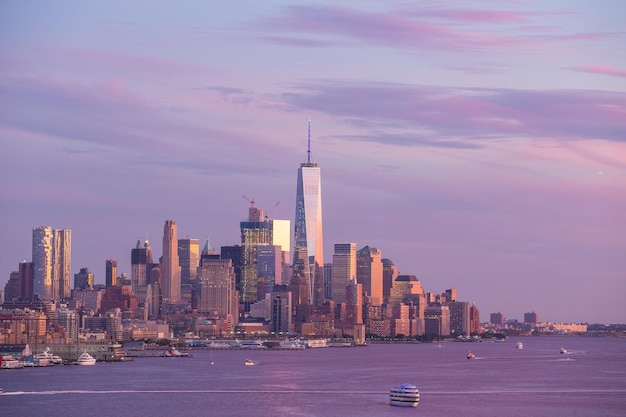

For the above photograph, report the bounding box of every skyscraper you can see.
[178,238,200,286]
[293,119,324,305]
[53,228,71,300]
[162,220,182,305]
[240,202,272,305]
[197,255,237,333]
[331,243,356,304]
[32,226,71,301]
[131,239,149,289]
[356,246,383,306]
[105,259,117,287]
[32,226,53,300]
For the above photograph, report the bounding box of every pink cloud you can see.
[261,5,533,51]
[570,65,626,78]
[410,8,536,23]
[280,80,626,145]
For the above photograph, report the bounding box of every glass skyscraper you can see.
[293,119,324,305]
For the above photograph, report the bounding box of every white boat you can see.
[34,347,64,365]
[1,356,24,369]
[560,347,568,354]
[389,383,420,407]
[244,359,255,366]
[76,351,97,365]
[516,342,524,350]
[467,351,476,359]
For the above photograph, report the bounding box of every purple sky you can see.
[1,1,625,324]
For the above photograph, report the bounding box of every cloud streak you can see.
[570,64,626,78]
[280,80,626,146]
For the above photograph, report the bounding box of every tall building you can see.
[52,229,72,300]
[105,259,117,287]
[356,246,383,306]
[32,226,53,300]
[331,243,356,304]
[490,312,505,326]
[293,119,324,306]
[196,255,238,334]
[382,258,399,305]
[524,311,538,325]
[270,285,292,334]
[425,305,451,337]
[240,203,272,305]
[32,226,71,301]
[131,239,149,289]
[161,220,182,305]
[178,238,200,286]
[448,301,470,337]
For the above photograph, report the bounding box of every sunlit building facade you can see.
[162,220,181,305]
[293,120,324,305]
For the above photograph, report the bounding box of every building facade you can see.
[161,220,182,305]
[331,243,356,304]
[105,259,117,287]
[32,226,71,301]
[293,120,324,306]
[356,246,383,306]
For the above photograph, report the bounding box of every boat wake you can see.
[3,388,626,396]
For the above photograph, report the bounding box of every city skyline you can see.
[1,1,625,324]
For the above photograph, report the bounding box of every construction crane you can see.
[264,201,280,220]
[242,195,255,207]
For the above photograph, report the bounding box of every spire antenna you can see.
[307,117,312,164]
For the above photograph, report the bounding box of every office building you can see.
[425,305,450,337]
[240,203,272,305]
[161,220,182,305]
[382,258,399,304]
[74,267,94,290]
[196,255,237,333]
[293,119,324,306]
[178,238,200,286]
[356,246,383,306]
[331,243,356,304]
[490,312,505,326]
[105,259,117,287]
[270,285,292,334]
[131,239,150,289]
[524,311,538,325]
[448,301,470,337]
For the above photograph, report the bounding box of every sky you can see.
[1,0,625,324]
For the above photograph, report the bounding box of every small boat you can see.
[389,383,420,407]
[244,359,255,366]
[76,351,97,366]
[560,347,568,354]
[161,348,189,357]
[516,342,523,350]
[467,351,476,359]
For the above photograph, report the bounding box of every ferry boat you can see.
[389,383,420,407]
[76,351,97,366]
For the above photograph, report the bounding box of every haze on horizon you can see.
[1,1,625,324]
